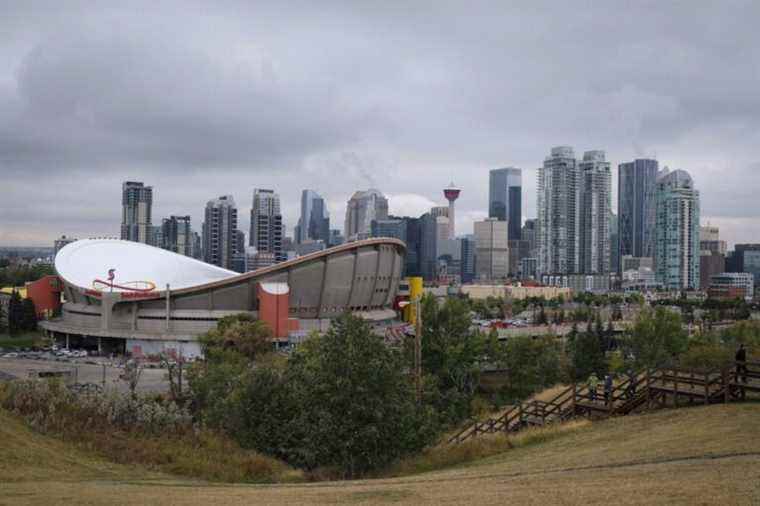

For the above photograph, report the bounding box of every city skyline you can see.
[2,3,760,248]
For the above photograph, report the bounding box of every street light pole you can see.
[414,296,422,404]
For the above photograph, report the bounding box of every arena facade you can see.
[40,238,406,358]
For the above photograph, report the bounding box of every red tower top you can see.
[443,182,460,202]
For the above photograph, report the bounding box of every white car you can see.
[3,352,19,358]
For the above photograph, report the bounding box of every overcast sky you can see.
[1,1,759,248]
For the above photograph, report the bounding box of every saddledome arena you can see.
[41,238,406,358]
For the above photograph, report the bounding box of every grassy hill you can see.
[2,403,759,505]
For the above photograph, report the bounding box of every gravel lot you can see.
[0,356,171,393]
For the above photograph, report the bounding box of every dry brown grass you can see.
[2,404,760,505]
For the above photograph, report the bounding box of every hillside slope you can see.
[2,404,759,505]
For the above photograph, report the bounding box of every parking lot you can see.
[0,353,171,394]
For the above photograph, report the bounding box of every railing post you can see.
[723,367,729,404]
[673,370,678,408]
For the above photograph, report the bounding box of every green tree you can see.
[624,307,688,368]
[286,314,434,476]
[21,298,37,331]
[7,291,23,335]
[419,295,484,425]
[569,327,607,381]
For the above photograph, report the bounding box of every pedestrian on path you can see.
[588,373,599,401]
[604,374,613,405]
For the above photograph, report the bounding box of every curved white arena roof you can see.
[55,239,238,292]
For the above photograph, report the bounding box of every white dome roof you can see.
[55,239,237,292]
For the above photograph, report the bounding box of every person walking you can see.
[736,344,748,383]
[604,374,614,406]
[588,373,600,402]
[626,369,637,400]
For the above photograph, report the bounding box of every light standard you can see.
[399,297,423,404]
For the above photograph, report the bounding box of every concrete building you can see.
[474,218,509,280]
[54,235,77,256]
[654,170,700,290]
[250,189,285,266]
[42,238,406,356]
[203,195,238,270]
[579,150,611,274]
[489,168,522,241]
[121,181,153,244]
[296,190,330,245]
[537,147,580,275]
[541,273,612,294]
[618,159,658,263]
[621,267,661,292]
[621,255,654,272]
[461,284,571,301]
[708,272,754,301]
[344,189,389,241]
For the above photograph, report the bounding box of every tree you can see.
[569,327,607,381]
[285,314,434,476]
[7,291,23,335]
[0,299,6,333]
[21,298,37,331]
[624,307,688,369]
[418,295,485,425]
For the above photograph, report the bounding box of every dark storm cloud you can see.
[1,1,759,246]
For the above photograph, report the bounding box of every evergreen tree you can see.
[21,298,37,331]
[7,291,23,335]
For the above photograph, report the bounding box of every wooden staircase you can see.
[448,360,759,444]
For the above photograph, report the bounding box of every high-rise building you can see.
[443,183,461,240]
[329,229,345,247]
[578,150,611,274]
[474,218,509,280]
[537,147,580,275]
[521,219,538,258]
[161,215,192,256]
[654,170,700,290]
[727,244,760,284]
[203,195,238,269]
[618,159,658,264]
[250,189,285,266]
[121,181,153,244]
[344,189,389,241]
[609,212,620,274]
[53,235,77,255]
[419,213,438,280]
[489,168,522,240]
[296,190,330,245]
[191,231,202,259]
[460,235,476,283]
[699,226,726,290]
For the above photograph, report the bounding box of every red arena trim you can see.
[92,279,157,292]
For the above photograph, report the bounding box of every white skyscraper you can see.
[579,150,611,274]
[537,146,580,275]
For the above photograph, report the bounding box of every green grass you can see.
[0,331,46,349]
[2,404,760,504]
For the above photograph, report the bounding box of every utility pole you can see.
[414,296,422,404]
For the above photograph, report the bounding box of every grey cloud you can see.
[1,1,759,246]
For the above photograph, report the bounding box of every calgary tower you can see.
[443,182,461,240]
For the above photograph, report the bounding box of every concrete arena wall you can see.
[49,239,405,342]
